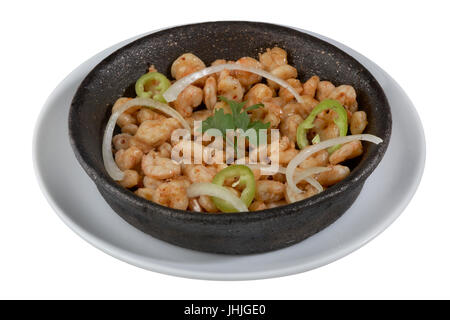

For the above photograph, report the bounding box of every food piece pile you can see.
[104,47,378,212]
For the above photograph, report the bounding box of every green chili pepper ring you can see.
[135,72,171,103]
[296,99,348,153]
[212,165,256,212]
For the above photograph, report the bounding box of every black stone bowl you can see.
[69,21,391,254]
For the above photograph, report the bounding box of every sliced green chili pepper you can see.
[135,72,171,103]
[296,99,348,153]
[312,134,321,144]
[212,165,256,213]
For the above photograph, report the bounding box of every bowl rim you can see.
[68,20,392,223]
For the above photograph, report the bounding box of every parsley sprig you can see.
[201,96,270,145]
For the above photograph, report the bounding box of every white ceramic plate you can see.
[33,27,425,280]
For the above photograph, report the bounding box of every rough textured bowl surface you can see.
[69,21,391,254]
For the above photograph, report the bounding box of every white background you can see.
[1,0,448,299]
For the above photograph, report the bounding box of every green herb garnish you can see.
[201,96,270,146]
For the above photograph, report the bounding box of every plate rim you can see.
[32,24,426,280]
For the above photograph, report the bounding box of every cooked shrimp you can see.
[211,59,227,66]
[312,117,328,135]
[210,59,228,79]
[112,133,132,151]
[173,85,203,117]
[115,146,144,171]
[263,100,282,128]
[255,180,285,202]
[269,136,299,165]
[171,53,206,81]
[233,57,263,88]
[142,152,181,179]
[276,148,299,166]
[350,111,368,134]
[298,96,320,118]
[171,175,192,189]
[183,164,216,183]
[319,122,340,141]
[267,65,298,89]
[316,81,335,101]
[157,142,172,158]
[299,149,329,169]
[117,112,137,128]
[217,75,244,102]
[279,79,303,102]
[135,188,154,201]
[284,183,318,204]
[328,85,358,112]
[119,169,140,188]
[136,108,166,124]
[302,76,320,97]
[171,141,201,163]
[317,108,339,124]
[121,123,138,135]
[258,47,288,71]
[129,136,153,154]
[143,175,163,189]
[217,68,231,83]
[249,200,267,211]
[213,101,231,114]
[185,109,214,129]
[192,109,213,120]
[270,96,285,108]
[329,140,363,164]
[278,136,292,151]
[203,76,217,110]
[283,96,319,120]
[134,118,181,149]
[153,181,189,210]
[112,97,138,114]
[244,83,273,107]
[282,102,302,119]
[281,96,313,120]
[280,114,303,143]
[316,165,350,186]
